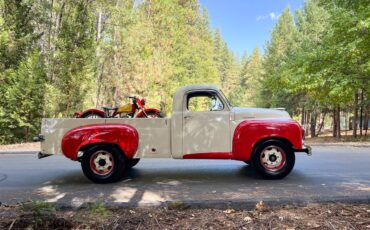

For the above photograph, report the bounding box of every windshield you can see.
[220,89,232,108]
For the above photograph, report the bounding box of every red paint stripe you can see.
[183,152,232,159]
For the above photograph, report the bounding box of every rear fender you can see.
[232,120,303,161]
[61,124,139,160]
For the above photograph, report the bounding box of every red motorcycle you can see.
[75,96,163,118]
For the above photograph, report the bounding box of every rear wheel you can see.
[81,145,126,183]
[251,140,295,179]
[80,112,105,118]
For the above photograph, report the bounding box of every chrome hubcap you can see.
[90,151,114,175]
[260,145,286,171]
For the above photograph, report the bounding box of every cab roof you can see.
[173,84,220,112]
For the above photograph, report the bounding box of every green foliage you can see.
[0,1,47,143]
[49,0,96,117]
[86,202,111,218]
[260,0,369,119]
[232,48,263,107]
[0,0,243,143]
[1,0,368,143]
[21,200,56,226]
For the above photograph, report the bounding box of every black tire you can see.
[81,145,126,183]
[127,158,140,168]
[251,140,295,179]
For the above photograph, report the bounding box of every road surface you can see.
[0,145,369,208]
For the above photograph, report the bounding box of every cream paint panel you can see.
[179,110,231,157]
[170,112,183,158]
[41,118,172,158]
[105,118,171,158]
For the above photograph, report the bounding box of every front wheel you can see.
[81,145,126,183]
[251,140,295,179]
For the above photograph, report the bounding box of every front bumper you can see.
[293,144,312,156]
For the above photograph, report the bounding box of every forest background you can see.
[0,0,369,144]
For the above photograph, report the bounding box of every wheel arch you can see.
[61,124,139,161]
[251,137,293,157]
[231,120,302,161]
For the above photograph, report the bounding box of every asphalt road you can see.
[0,145,369,208]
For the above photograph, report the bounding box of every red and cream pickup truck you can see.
[36,85,311,183]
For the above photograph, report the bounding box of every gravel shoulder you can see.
[0,142,40,153]
[1,202,369,229]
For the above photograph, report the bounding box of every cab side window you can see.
[187,92,224,112]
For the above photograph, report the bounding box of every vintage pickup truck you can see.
[36,84,311,183]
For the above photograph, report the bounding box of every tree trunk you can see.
[360,89,364,136]
[305,111,310,136]
[316,112,326,137]
[353,91,358,138]
[310,111,317,138]
[333,107,337,137]
[365,106,369,136]
[337,105,341,137]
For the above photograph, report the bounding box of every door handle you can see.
[184,115,192,119]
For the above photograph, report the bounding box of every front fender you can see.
[61,124,139,160]
[232,120,303,161]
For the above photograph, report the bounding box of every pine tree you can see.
[0,0,47,143]
[243,48,263,106]
[260,8,297,111]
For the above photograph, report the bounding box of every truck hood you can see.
[231,107,291,120]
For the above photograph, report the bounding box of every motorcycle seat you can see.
[102,106,118,111]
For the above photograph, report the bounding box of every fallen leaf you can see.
[244,216,252,223]
[256,201,265,211]
[223,209,235,214]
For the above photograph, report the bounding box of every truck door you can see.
[182,90,231,158]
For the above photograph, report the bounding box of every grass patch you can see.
[86,202,111,218]
[21,200,55,216]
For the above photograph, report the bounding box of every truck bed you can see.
[40,118,172,158]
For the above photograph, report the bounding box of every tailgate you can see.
[39,118,106,157]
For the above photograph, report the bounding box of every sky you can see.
[199,0,304,57]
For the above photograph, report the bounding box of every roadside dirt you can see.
[1,202,369,229]
[304,131,370,145]
[0,142,39,151]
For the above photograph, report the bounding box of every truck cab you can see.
[37,84,311,183]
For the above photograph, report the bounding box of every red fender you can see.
[232,120,304,161]
[75,108,105,118]
[135,108,161,118]
[61,124,139,161]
